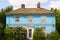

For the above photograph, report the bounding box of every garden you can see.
[0,26,59,40]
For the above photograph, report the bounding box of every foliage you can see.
[4,27,27,40]
[46,31,59,40]
[0,6,13,40]
[0,23,3,29]
[0,6,13,25]
[4,28,13,40]
[19,27,27,40]
[0,23,4,40]
[33,27,46,40]
[56,11,60,34]
[50,8,60,35]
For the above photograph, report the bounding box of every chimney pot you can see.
[37,2,40,8]
[21,4,25,9]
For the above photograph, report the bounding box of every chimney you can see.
[37,2,40,8]
[21,4,25,9]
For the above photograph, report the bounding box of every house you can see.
[5,2,56,40]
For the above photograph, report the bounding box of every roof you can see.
[5,8,55,15]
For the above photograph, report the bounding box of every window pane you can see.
[41,16,46,23]
[15,16,19,22]
[28,16,32,22]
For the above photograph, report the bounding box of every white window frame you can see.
[28,16,32,22]
[26,26,34,39]
[41,16,46,23]
[15,16,19,22]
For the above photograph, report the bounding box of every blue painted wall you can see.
[6,14,55,33]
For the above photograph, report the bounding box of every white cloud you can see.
[8,0,47,9]
[49,1,60,9]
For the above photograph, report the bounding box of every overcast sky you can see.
[0,0,60,10]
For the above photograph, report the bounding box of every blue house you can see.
[5,2,55,39]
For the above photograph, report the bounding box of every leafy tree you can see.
[54,8,58,13]
[56,11,60,35]
[51,8,54,11]
[0,6,13,40]
[50,8,60,35]
[0,23,4,40]
[0,6,13,26]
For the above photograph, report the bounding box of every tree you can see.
[56,11,60,35]
[0,6,13,25]
[51,8,54,11]
[0,6,13,40]
[50,8,60,34]
[0,23,3,40]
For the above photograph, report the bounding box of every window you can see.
[29,29,32,38]
[41,16,46,23]
[15,16,19,22]
[28,16,32,22]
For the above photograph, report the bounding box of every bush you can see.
[46,31,59,40]
[4,27,27,40]
[33,27,46,40]
[4,28,13,40]
[0,23,4,40]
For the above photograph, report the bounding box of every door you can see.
[27,26,34,40]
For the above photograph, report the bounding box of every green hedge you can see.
[1,27,59,40]
[33,27,59,40]
[33,28,46,40]
[4,27,27,40]
[46,31,59,40]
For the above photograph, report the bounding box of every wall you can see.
[6,14,55,33]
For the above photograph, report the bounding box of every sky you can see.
[0,0,60,10]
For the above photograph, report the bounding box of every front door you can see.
[27,26,34,40]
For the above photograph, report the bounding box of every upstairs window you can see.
[28,16,32,22]
[15,16,19,22]
[41,16,46,23]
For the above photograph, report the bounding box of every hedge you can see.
[4,27,27,40]
[33,27,46,40]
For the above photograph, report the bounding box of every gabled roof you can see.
[5,8,55,15]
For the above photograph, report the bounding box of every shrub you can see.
[4,28,13,40]
[46,31,59,40]
[0,23,4,40]
[33,27,46,40]
[4,27,27,40]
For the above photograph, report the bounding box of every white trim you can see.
[26,26,34,39]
